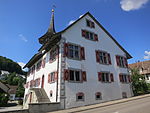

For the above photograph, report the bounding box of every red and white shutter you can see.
[82,71,87,81]
[107,53,111,65]
[124,57,128,68]
[116,56,120,66]
[64,69,69,81]
[80,47,85,60]
[110,73,114,82]
[98,72,102,81]
[81,30,86,37]
[55,72,58,81]
[94,34,98,41]
[95,50,100,63]
[48,74,50,83]
[64,43,68,57]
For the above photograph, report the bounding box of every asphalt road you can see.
[76,96,150,113]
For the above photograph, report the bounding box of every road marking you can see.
[113,112,119,113]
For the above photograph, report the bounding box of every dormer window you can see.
[86,19,95,28]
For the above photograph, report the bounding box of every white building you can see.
[23,10,132,109]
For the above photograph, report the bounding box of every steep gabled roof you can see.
[60,12,132,59]
[24,11,132,68]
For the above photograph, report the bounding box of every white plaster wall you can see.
[24,45,62,103]
[62,14,132,108]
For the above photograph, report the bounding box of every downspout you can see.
[56,45,60,102]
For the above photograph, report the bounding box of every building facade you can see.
[23,10,132,109]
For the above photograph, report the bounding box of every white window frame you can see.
[69,69,82,82]
[68,43,80,60]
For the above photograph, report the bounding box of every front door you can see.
[41,75,44,88]
[29,92,32,103]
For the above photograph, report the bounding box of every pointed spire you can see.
[47,9,56,35]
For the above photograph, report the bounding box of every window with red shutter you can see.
[64,43,68,57]
[64,69,69,81]
[80,47,85,60]
[110,73,114,82]
[95,50,100,63]
[107,53,111,65]
[94,34,98,41]
[98,72,102,81]
[81,30,86,37]
[82,71,87,81]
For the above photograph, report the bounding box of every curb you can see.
[51,94,150,113]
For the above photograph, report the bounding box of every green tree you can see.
[131,69,148,96]
[0,93,9,107]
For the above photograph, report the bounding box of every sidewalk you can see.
[49,94,150,113]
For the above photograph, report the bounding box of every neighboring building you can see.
[23,10,132,109]
[0,81,9,93]
[0,70,10,79]
[129,60,150,83]
[8,85,18,101]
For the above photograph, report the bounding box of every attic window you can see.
[81,30,98,41]
[86,19,95,28]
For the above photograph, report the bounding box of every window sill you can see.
[76,99,84,102]
[67,57,81,61]
[117,66,128,69]
[68,81,83,83]
[48,81,56,84]
[101,81,112,83]
[121,82,130,84]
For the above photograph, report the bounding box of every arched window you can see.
[76,92,84,101]
[50,90,53,97]
[122,92,127,98]
[95,92,102,100]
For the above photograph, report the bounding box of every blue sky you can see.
[0,0,150,69]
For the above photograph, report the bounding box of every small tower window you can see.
[50,90,53,97]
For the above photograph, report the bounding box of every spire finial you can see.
[47,6,56,35]
[52,9,54,12]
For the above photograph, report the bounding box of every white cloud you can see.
[144,51,150,59]
[120,0,149,11]
[19,34,28,42]
[18,62,28,72]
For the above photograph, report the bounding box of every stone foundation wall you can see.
[28,102,60,113]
